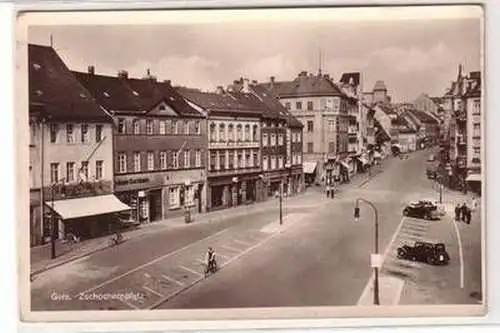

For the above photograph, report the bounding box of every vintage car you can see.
[402,200,440,220]
[397,241,450,265]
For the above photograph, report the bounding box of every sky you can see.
[28,11,481,103]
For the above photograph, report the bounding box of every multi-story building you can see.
[441,65,481,193]
[178,86,262,211]
[464,71,482,194]
[29,44,121,246]
[402,108,440,148]
[259,71,360,186]
[74,68,207,222]
[229,80,305,197]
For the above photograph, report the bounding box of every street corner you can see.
[357,273,405,306]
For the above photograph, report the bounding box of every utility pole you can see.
[279,180,283,225]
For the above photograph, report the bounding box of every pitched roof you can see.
[177,88,262,117]
[258,72,345,98]
[249,85,303,128]
[409,109,439,124]
[29,44,110,122]
[73,72,202,117]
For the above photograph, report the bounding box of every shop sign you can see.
[115,177,150,187]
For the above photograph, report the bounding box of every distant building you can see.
[29,44,119,246]
[259,71,362,186]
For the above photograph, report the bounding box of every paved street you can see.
[30,150,482,311]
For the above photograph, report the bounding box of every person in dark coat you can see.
[460,203,468,222]
[454,204,461,221]
[465,206,472,224]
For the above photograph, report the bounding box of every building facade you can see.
[74,69,207,222]
[178,86,262,211]
[29,44,120,246]
[441,65,482,193]
[259,71,361,186]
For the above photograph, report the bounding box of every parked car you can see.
[397,241,450,265]
[427,154,436,162]
[402,200,440,220]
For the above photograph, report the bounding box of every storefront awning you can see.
[466,173,482,182]
[45,194,131,220]
[303,161,318,174]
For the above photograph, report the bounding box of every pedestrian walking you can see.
[460,203,468,223]
[471,196,479,211]
[454,204,461,221]
[465,206,472,224]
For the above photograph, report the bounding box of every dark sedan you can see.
[402,200,440,220]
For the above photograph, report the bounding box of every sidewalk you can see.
[30,156,395,277]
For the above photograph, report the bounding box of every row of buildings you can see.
[28,44,304,246]
[438,65,482,194]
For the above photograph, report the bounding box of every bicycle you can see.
[108,232,124,247]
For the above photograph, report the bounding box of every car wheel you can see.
[426,257,435,265]
[397,249,405,259]
[411,256,417,261]
[403,210,409,216]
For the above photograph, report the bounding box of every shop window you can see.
[169,187,180,208]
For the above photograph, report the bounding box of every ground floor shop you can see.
[207,173,259,211]
[43,194,131,242]
[259,169,304,201]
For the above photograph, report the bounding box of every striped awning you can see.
[45,194,131,220]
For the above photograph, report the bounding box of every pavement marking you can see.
[143,285,164,297]
[233,239,253,247]
[221,244,243,253]
[178,265,203,277]
[162,274,184,286]
[149,210,308,309]
[452,220,465,289]
[76,228,231,297]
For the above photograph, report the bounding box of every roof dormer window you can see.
[103,92,110,98]
[132,91,139,96]
[36,90,43,96]
[33,63,41,70]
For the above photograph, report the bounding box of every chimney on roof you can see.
[88,65,95,75]
[252,80,257,84]
[118,70,128,79]
[216,86,225,94]
[147,68,151,77]
[164,79,172,85]
[242,78,250,93]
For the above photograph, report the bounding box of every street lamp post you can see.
[50,178,66,259]
[279,180,283,225]
[354,198,380,305]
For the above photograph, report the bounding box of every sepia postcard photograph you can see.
[16,4,486,324]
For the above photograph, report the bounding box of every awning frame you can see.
[45,194,131,220]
